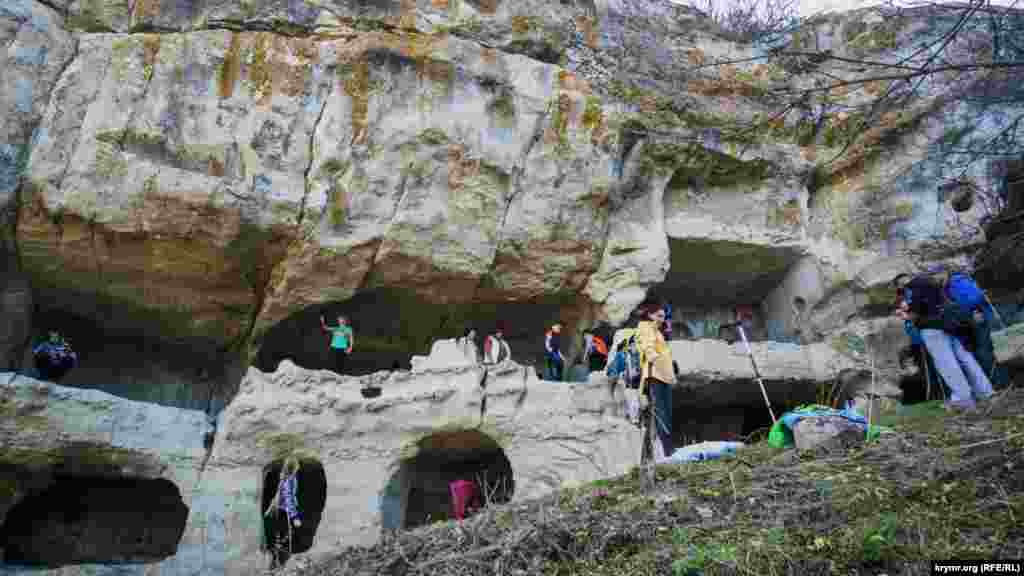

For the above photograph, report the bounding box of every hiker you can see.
[943,270,1006,387]
[661,302,674,340]
[449,479,480,521]
[264,456,302,569]
[735,304,755,340]
[32,331,77,383]
[320,315,354,374]
[582,329,608,373]
[894,273,993,411]
[459,328,480,364]
[483,322,511,365]
[543,324,565,381]
[637,303,676,459]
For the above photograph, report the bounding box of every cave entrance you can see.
[255,288,585,376]
[671,379,817,445]
[25,299,236,414]
[646,237,804,344]
[0,475,188,567]
[382,430,514,533]
[260,458,327,570]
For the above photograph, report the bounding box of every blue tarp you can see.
[779,406,867,430]
[661,441,745,464]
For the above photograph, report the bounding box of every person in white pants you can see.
[897,297,993,410]
[918,329,994,410]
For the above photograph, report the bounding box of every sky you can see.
[670,0,1020,20]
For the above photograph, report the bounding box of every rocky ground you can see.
[277,388,1024,576]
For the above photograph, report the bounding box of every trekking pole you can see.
[867,343,876,439]
[921,348,932,402]
[982,292,1008,329]
[732,323,777,423]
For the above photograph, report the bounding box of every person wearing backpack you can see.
[320,315,353,374]
[894,273,993,411]
[943,270,1006,387]
[637,303,676,460]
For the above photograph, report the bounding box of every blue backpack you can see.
[945,272,985,312]
[606,331,642,389]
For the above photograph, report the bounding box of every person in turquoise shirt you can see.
[320,315,354,374]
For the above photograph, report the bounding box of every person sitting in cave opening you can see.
[264,456,303,570]
[483,322,512,365]
[320,315,353,375]
[32,330,77,383]
[543,323,565,381]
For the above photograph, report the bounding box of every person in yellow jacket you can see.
[636,303,676,459]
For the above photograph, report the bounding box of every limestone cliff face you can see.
[1,0,1011,369]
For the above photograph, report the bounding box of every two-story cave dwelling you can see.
[2,0,1023,573]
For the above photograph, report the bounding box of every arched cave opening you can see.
[23,295,239,414]
[260,457,327,569]
[380,429,514,533]
[645,238,805,345]
[255,288,586,376]
[0,475,188,567]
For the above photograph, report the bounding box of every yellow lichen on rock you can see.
[339,53,370,145]
[130,0,160,29]
[511,15,534,35]
[575,15,599,49]
[142,34,161,82]
[687,48,705,66]
[249,33,275,106]
[219,33,242,99]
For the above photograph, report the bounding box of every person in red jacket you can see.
[484,322,512,365]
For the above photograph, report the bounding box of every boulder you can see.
[792,415,866,451]
[993,323,1024,367]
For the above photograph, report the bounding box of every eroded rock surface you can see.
[6,0,1011,371]
[196,351,638,573]
[0,373,210,572]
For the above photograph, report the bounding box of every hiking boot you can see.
[975,394,998,412]
[944,400,976,414]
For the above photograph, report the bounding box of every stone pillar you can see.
[0,274,32,371]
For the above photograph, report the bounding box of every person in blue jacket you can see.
[894,274,992,411]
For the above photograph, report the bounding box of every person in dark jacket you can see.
[264,456,302,569]
[895,274,993,411]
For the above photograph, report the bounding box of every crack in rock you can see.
[298,95,329,233]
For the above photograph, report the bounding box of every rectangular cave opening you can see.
[256,288,585,377]
[649,237,806,345]
[0,472,188,568]
[670,378,821,447]
[22,294,235,414]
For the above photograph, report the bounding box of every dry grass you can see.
[279,390,1024,576]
